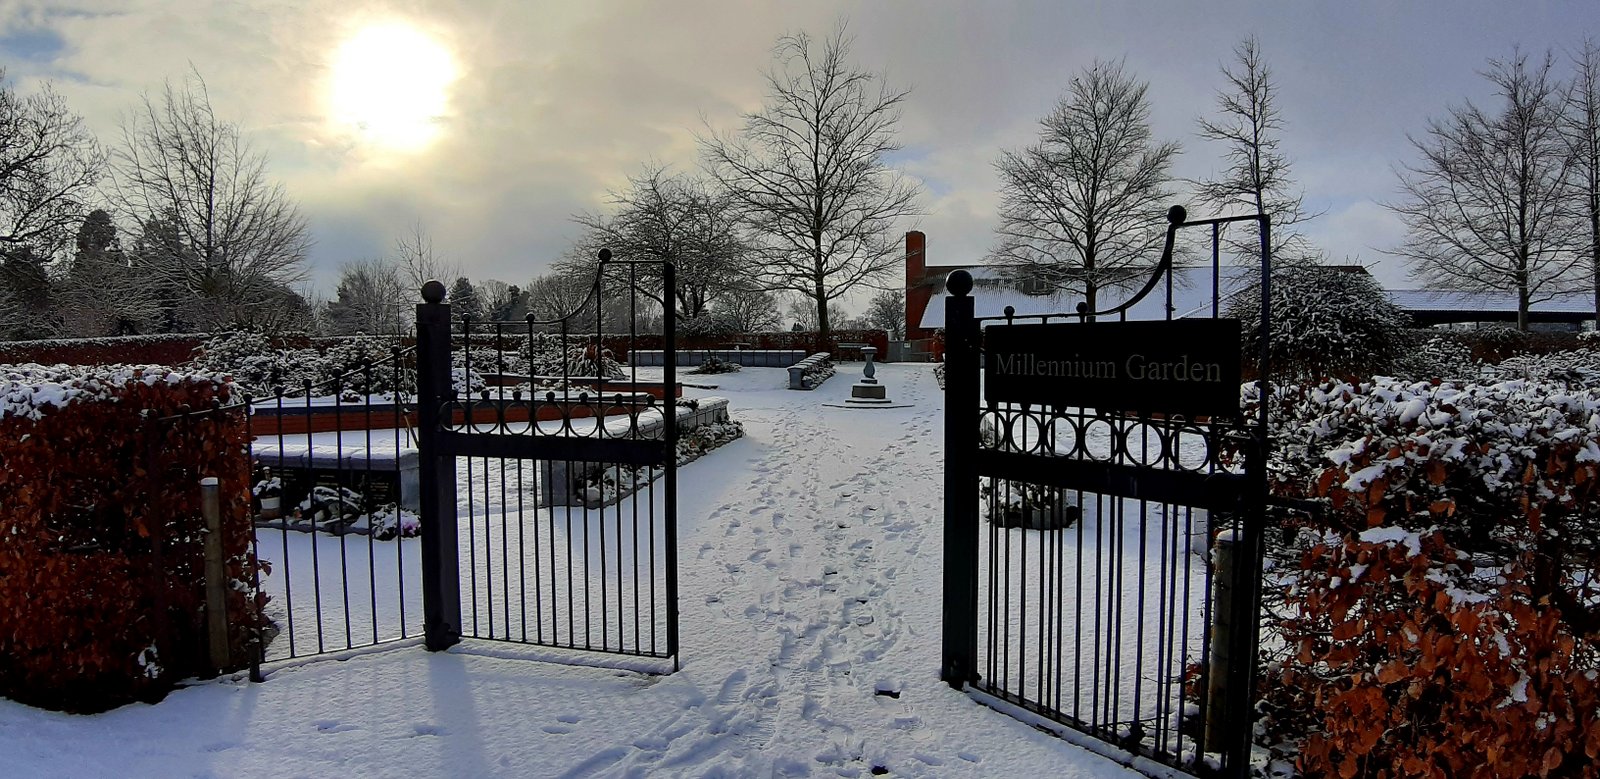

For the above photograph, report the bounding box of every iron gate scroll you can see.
[417,250,680,665]
[943,207,1271,778]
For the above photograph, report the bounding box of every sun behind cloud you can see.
[327,20,458,152]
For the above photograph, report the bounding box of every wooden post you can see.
[1205,528,1236,752]
[201,476,230,672]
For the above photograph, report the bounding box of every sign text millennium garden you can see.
[983,319,1242,418]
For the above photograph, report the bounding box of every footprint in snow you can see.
[411,724,446,737]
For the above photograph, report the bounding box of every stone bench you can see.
[787,353,833,390]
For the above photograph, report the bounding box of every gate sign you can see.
[984,319,1242,417]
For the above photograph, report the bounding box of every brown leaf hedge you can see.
[0,365,265,712]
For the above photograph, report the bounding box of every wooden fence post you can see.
[201,476,230,672]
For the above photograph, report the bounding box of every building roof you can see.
[1383,289,1593,314]
[918,265,1260,329]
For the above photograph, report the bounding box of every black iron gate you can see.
[942,207,1271,777]
[416,250,680,665]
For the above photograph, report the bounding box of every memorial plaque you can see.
[984,319,1242,417]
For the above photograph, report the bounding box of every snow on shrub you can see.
[1251,376,1600,774]
[688,356,743,375]
[1228,266,1410,379]
[571,419,744,506]
[192,331,410,398]
[677,312,741,340]
[0,365,267,712]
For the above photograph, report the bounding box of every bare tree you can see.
[784,292,847,332]
[1568,39,1600,326]
[990,59,1179,312]
[525,269,595,325]
[1390,50,1580,331]
[1194,37,1320,265]
[110,69,309,330]
[864,288,905,340]
[393,221,460,294]
[701,24,920,338]
[714,281,783,333]
[56,209,159,336]
[571,165,745,319]
[0,69,104,265]
[324,257,405,335]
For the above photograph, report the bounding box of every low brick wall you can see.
[631,349,805,368]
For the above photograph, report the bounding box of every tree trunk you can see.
[815,279,830,341]
[1518,284,1531,332]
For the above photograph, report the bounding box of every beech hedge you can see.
[0,364,265,712]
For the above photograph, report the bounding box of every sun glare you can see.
[328,21,458,151]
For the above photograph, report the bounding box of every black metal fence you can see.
[943,208,1271,778]
[415,252,680,664]
[247,348,424,662]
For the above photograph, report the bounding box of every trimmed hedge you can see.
[0,365,265,712]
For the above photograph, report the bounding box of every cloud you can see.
[2,0,1594,307]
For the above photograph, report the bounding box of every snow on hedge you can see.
[1259,375,1600,502]
[0,363,234,421]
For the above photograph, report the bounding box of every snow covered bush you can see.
[677,312,740,340]
[1228,266,1410,379]
[688,356,742,375]
[524,334,625,380]
[192,331,411,398]
[1393,331,1479,382]
[1250,376,1600,774]
[0,365,266,712]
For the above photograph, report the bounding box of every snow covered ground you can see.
[2,363,1144,778]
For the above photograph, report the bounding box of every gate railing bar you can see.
[941,269,980,687]
[417,280,462,652]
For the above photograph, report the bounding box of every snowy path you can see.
[2,364,1141,778]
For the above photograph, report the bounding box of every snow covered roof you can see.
[1384,289,1593,314]
[919,265,1261,328]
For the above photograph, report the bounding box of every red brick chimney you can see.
[904,231,929,342]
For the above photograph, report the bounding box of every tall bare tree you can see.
[110,69,309,330]
[1390,50,1580,331]
[864,288,905,340]
[525,269,595,325]
[393,221,459,295]
[1568,39,1600,327]
[571,165,745,320]
[701,24,920,338]
[0,69,104,265]
[1194,37,1319,265]
[324,257,405,335]
[991,59,1179,312]
[56,209,159,336]
[715,281,783,333]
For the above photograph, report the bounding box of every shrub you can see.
[1252,376,1600,774]
[0,365,266,712]
[688,356,743,375]
[678,312,740,340]
[1228,267,1410,380]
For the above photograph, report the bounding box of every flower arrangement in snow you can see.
[688,356,743,375]
[571,419,745,506]
[1227,265,1410,379]
[277,482,419,539]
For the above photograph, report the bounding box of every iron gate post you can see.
[941,270,979,688]
[417,281,462,651]
[662,260,681,666]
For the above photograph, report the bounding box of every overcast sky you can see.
[1,0,1596,304]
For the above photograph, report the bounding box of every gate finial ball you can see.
[421,279,447,304]
[598,248,612,263]
[946,269,973,297]
[1167,205,1187,225]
